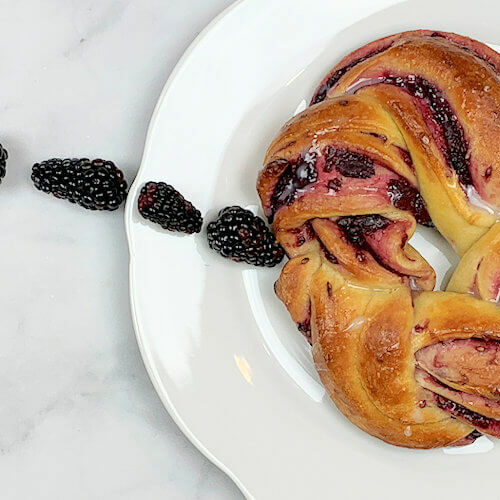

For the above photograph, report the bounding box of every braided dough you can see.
[257,31,500,448]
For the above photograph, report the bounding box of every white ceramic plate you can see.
[125,1,500,497]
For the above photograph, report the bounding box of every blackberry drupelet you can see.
[0,144,8,182]
[207,206,284,267]
[31,158,128,211]
[137,181,202,234]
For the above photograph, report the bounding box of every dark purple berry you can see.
[207,206,284,267]
[138,181,202,234]
[31,158,127,211]
[0,144,7,182]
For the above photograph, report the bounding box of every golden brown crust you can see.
[310,273,471,448]
[257,31,500,448]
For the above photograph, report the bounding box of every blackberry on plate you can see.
[31,158,128,211]
[0,143,8,182]
[207,206,284,267]
[137,181,202,234]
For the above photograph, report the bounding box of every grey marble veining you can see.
[0,0,241,498]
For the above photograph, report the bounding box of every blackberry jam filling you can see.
[311,46,390,105]
[388,178,433,227]
[336,214,391,248]
[434,394,500,436]
[465,429,483,441]
[451,429,482,447]
[347,74,471,187]
[395,146,413,168]
[268,146,432,227]
[325,147,375,178]
[269,152,318,220]
[298,320,311,337]
[297,303,312,344]
[384,75,471,186]
[335,214,422,279]
[361,131,388,142]
[327,178,342,192]
[319,240,339,264]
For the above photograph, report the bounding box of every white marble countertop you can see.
[0,0,241,498]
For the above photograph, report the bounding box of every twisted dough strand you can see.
[257,31,500,448]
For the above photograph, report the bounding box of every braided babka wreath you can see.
[257,30,500,448]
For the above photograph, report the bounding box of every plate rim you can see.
[124,1,251,497]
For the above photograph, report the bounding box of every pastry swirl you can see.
[257,31,500,448]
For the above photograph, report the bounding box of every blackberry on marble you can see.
[0,144,7,182]
[31,158,127,211]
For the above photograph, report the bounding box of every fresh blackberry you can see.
[207,206,284,267]
[31,158,127,211]
[137,181,202,234]
[0,144,8,182]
